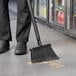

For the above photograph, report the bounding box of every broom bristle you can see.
[30,44,59,63]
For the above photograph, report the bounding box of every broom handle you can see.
[27,0,42,46]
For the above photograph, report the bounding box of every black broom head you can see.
[30,44,59,63]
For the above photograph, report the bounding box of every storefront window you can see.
[54,0,65,27]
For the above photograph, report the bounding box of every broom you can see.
[27,0,59,63]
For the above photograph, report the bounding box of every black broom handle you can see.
[27,0,42,46]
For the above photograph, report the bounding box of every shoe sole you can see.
[14,50,27,55]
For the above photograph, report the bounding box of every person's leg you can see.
[0,0,12,53]
[0,0,12,41]
[16,0,31,42]
[15,0,31,55]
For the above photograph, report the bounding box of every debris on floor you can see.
[27,61,49,65]
[27,60,64,69]
[27,62,32,65]
[48,60,64,69]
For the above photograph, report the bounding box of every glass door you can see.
[34,0,37,16]
[38,0,47,18]
[49,0,54,22]
[66,0,76,37]
[35,0,47,19]
[34,0,47,21]
[54,0,65,27]
[66,0,71,29]
[67,0,76,31]
[72,0,76,30]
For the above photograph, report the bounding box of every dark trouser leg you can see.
[0,0,12,41]
[16,0,31,42]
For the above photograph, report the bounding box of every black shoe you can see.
[14,42,27,55]
[0,40,10,54]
